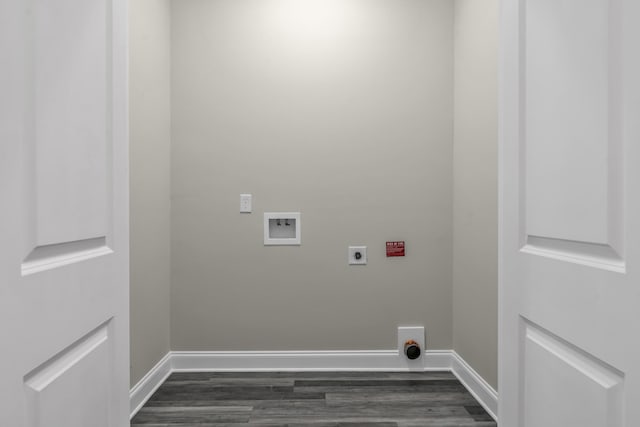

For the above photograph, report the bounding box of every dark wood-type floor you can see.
[132,371,497,426]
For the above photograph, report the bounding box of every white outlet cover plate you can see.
[398,326,425,370]
[348,246,367,265]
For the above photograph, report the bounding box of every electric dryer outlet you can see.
[348,246,367,265]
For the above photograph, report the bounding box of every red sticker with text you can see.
[386,241,405,257]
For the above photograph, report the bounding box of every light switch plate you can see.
[240,194,252,213]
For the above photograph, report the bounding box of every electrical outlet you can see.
[348,246,367,265]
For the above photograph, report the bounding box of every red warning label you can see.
[386,241,405,257]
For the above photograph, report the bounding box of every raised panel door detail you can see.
[23,322,112,427]
[522,0,624,270]
[32,0,110,246]
[22,0,113,274]
[521,320,624,427]
[0,0,129,423]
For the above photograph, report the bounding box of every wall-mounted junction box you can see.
[264,212,301,245]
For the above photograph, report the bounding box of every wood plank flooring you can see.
[132,371,496,426]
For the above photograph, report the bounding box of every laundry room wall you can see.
[169,0,455,351]
[129,0,172,386]
[452,0,499,389]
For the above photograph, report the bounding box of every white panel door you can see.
[500,0,640,426]
[0,0,129,425]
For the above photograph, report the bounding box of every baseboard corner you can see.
[129,352,172,419]
[450,350,498,421]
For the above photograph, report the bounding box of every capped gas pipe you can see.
[404,339,421,360]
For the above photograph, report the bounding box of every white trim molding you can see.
[450,351,498,421]
[171,349,452,372]
[129,350,498,423]
[129,352,172,419]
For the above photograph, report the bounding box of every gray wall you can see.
[129,0,172,386]
[452,0,499,389]
[170,0,454,351]
[129,0,500,391]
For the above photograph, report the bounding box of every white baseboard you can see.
[171,349,452,372]
[129,352,172,419]
[129,349,497,423]
[450,351,498,421]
